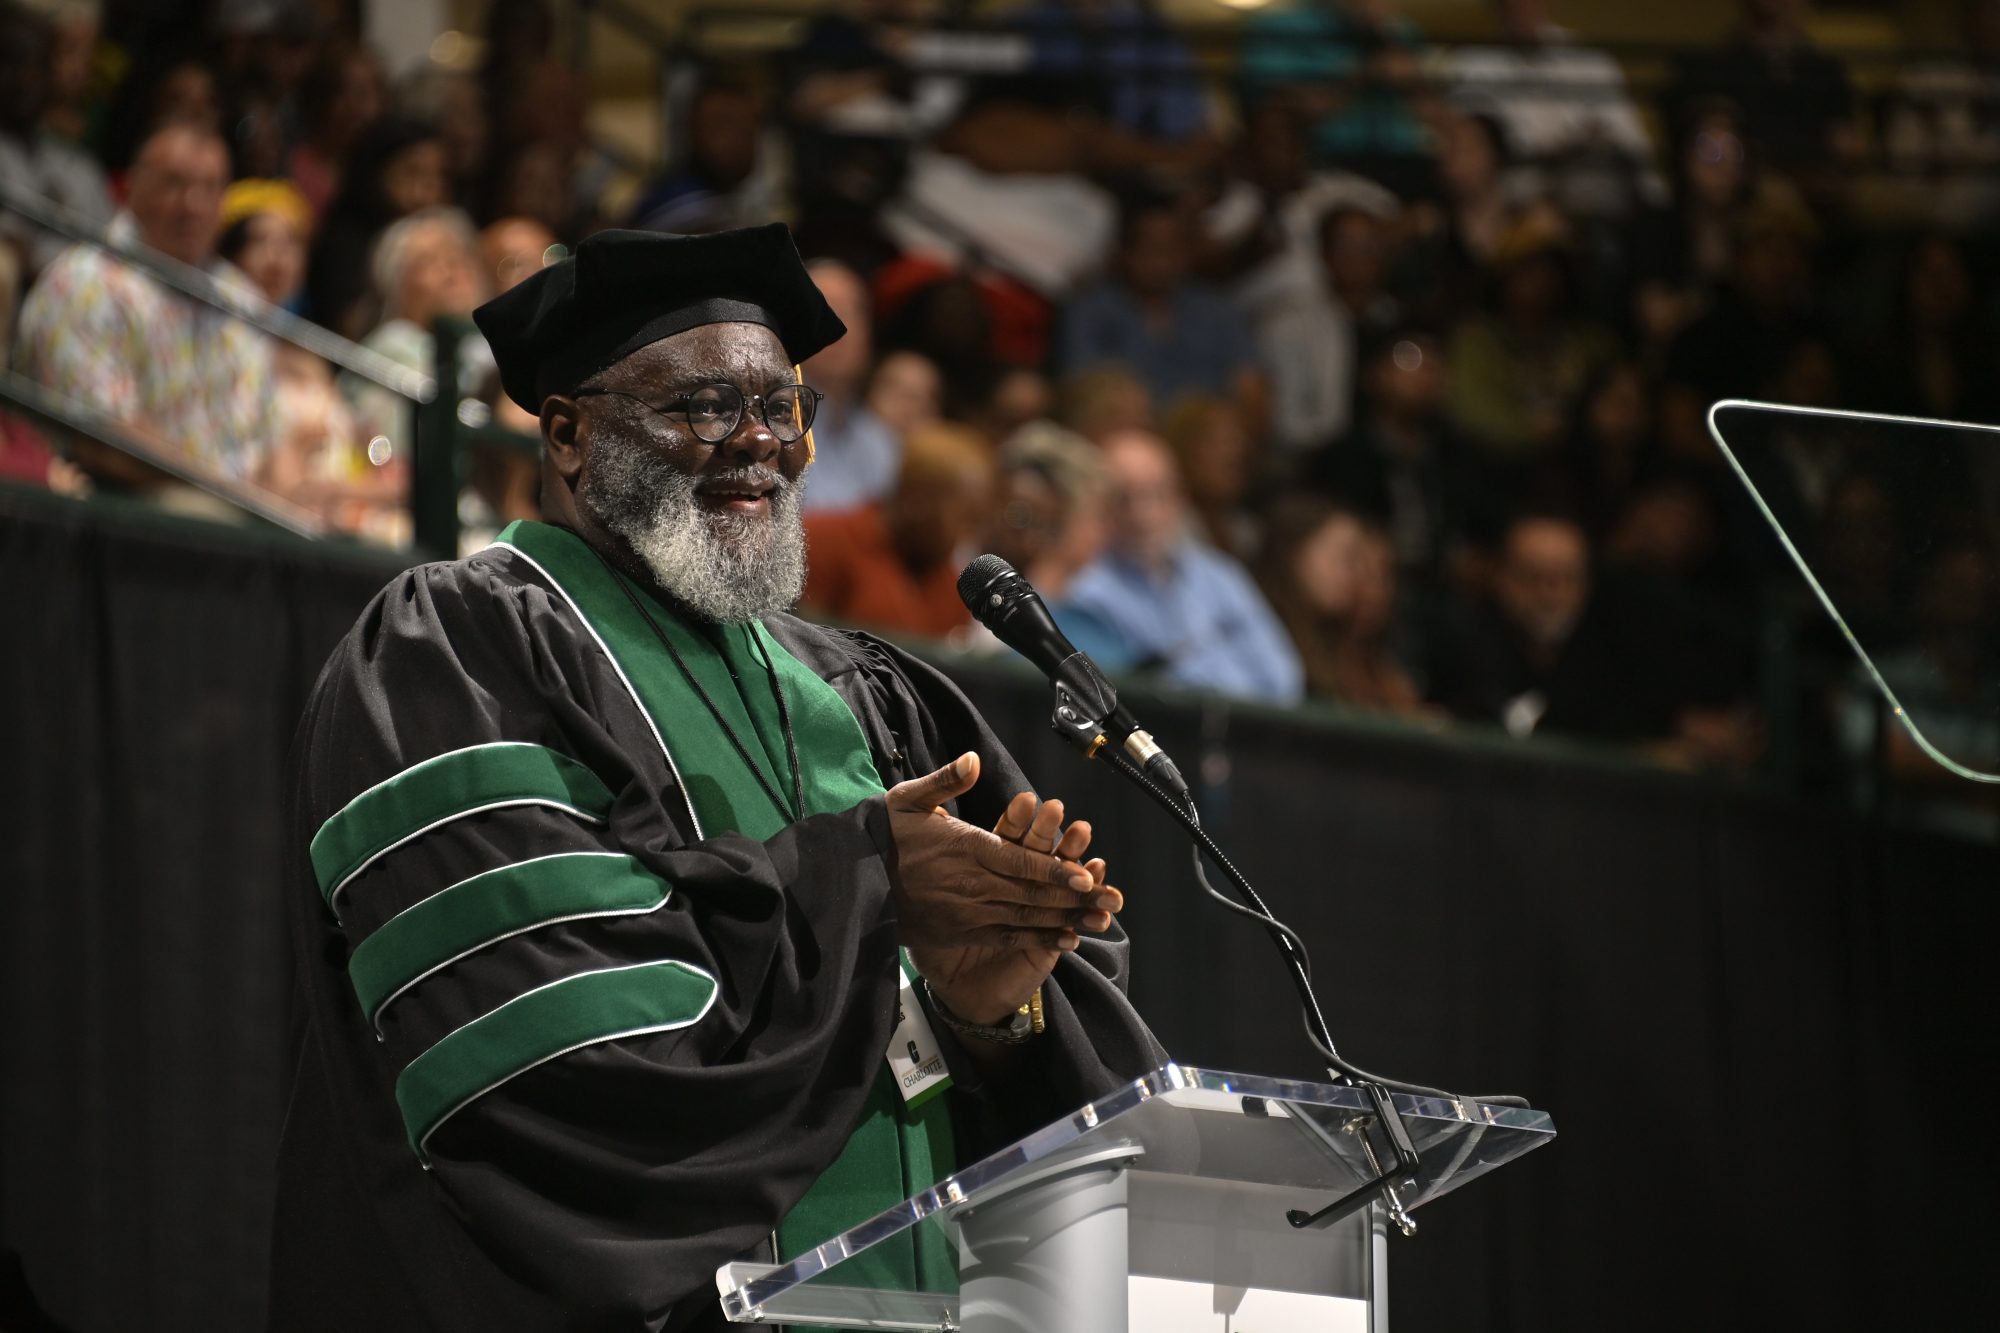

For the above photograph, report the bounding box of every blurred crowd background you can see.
[5,0,2000,834]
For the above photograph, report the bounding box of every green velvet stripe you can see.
[349,852,671,1032]
[311,742,615,911]
[486,522,956,1296]
[395,960,718,1164]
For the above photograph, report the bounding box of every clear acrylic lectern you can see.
[716,1064,1555,1332]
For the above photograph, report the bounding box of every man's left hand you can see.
[910,792,1121,1027]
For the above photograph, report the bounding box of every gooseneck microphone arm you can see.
[956,554,1524,1234]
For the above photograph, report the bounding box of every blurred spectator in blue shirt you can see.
[801,258,903,514]
[1060,194,1265,423]
[982,420,1131,667]
[1068,428,1304,702]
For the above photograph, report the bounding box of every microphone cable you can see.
[1099,746,1526,1109]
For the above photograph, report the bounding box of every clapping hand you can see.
[885,754,1121,1028]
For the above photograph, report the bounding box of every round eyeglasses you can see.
[576,382,823,444]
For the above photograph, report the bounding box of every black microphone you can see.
[957,554,1187,796]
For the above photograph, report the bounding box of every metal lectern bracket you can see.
[1285,1082,1423,1235]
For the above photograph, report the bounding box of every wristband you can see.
[922,979,1045,1044]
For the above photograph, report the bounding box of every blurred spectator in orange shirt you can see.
[802,420,996,638]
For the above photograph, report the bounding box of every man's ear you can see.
[541,395,585,482]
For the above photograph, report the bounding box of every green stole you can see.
[491,521,957,1297]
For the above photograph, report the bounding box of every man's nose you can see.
[717,404,780,465]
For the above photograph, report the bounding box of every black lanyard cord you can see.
[588,545,805,826]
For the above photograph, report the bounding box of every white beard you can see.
[580,438,808,624]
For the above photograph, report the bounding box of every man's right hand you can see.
[884,753,1110,952]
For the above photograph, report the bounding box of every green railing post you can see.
[414,320,463,558]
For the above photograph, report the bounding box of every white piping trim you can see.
[327,798,607,919]
[366,851,673,1035]
[413,959,720,1165]
[488,541,706,838]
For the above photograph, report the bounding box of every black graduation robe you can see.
[266,521,1166,1332]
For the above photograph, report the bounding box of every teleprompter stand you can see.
[716,1064,1555,1333]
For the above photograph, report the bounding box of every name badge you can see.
[887,955,952,1107]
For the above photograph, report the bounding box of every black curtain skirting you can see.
[3,485,1995,1332]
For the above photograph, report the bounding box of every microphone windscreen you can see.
[956,553,1016,616]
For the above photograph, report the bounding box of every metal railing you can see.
[0,182,541,557]
[0,181,434,402]
[0,366,329,536]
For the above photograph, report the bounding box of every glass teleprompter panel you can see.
[1708,399,2000,784]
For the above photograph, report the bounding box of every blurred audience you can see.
[800,258,903,514]
[1630,101,1756,361]
[801,419,995,637]
[1854,234,1988,421]
[1427,511,1620,738]
[1162,393,1257,559]
[288,44,386,221]
[1059,193,1264,421]
[1239,0,1436,195]
[1666,0,1859,185]
[404,66,491,210]
[865,348,943,442]
[983,419,1126,663]
[1199,95,1397,459]
[1256,497,1430,716]
[1658,180,1818,457]
[15,123,276,492]
[339,205,489,461]
[1553,360,1660,541]
[0,1,112,276]
[1425,108,1517,281]
[32,0,100,150]
[1446,0,1664,219]
[477,216,558,301]
[1448,212,1618,460]
[307,116,449,338]
[1056,365,1153,444]
[1320,205,1404,342]
[1842,541,2000,836]
[99,47,222,182]
[0,0,1993,819]
[214,177,399,539]
[1066,428,1303,702]
[631,77,780,235]
[1015,0,1211,150]
[1309,325,1499,586]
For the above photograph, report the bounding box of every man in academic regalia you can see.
[267,224,1165,1332]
